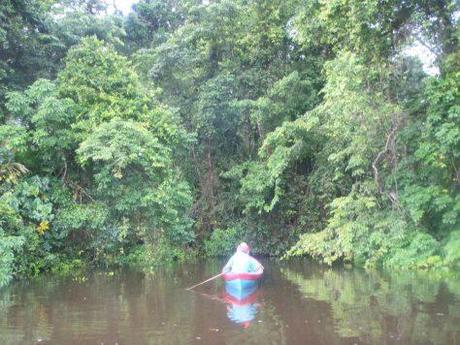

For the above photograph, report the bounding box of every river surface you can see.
[1,260,459,345]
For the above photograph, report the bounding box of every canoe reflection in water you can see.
[223,283,260,328]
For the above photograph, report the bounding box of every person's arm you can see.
[248,256,263,273]
[222,255,234,273]
[252,257,264,273]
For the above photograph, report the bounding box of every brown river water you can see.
[1,260,459,345]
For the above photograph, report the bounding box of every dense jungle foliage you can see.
[0,0,459,286]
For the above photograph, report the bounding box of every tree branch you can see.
[372,120,399,194]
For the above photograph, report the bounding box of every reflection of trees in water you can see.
[282,267,460,345]
[0,273,198,345]
[0,264,287,345]
[116,272,197,345]
[0,278,64,345]
[1,264,459,345]
[0,287,24,345]
[0,288,13,313]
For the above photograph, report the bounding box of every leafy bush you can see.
[123,239,196,272]
[204,225,245,257]
[0,231,24,288]
[49,257,86,276]
[385,232,442,269]
[443,230,460,268]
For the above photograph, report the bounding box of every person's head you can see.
[237,242,250,254]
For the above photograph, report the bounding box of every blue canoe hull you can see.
[225,278,259,291]
[222,271,262,299]
[225,282,258,300]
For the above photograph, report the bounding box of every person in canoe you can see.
[186,242,263,292]
[222,242,264,275]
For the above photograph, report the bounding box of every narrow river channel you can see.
[1,260,459,345]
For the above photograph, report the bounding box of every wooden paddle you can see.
[186,272,224,290]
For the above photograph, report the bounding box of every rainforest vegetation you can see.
[0,0,459,286]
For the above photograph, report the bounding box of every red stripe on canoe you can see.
[223,291,259,305]
[222,272,263,281]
